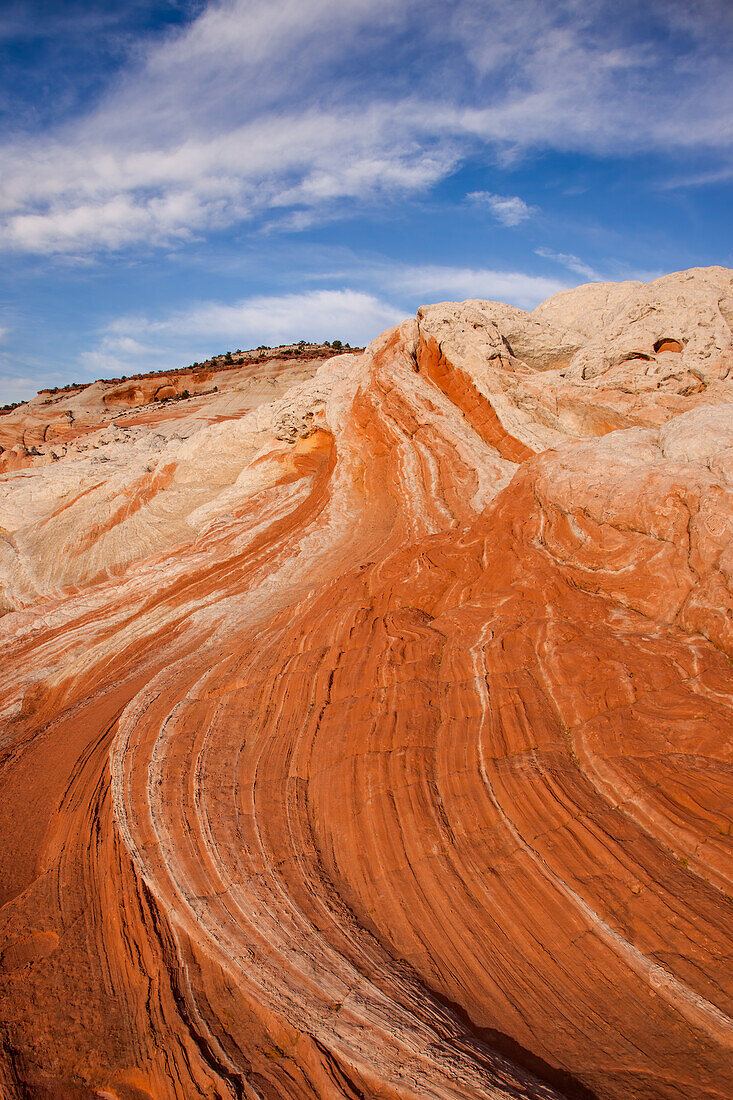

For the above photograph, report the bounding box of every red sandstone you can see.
[0,269,731,1099]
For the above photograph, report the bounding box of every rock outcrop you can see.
[0,268,731,1100]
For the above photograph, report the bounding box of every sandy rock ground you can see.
[0,269,731,1099]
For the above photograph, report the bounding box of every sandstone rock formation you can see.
[0,268,731,1100]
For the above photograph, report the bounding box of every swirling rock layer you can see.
[1,268,732,1100]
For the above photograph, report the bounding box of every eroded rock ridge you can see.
[1,267,731,1100]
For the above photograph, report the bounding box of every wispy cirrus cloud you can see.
[535,248,603,281]
[387,264,566,308]
[534,248,666,285]
[658,163,733,190]
[468,191,537,226]
[0,0,730,256]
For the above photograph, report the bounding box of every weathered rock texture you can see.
[1,268,732,1100]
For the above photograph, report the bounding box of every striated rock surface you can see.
[0,268,731,1100]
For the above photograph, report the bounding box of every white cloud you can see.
[388,264,567,309]
[0,372,39,406]
[58,249,618,386]
[468,191,536,226]
[659,162,733,189]
[440,0,733,152]
[0,0,729,255]
[0,103,456,253]
[80,288,405,377]
[0,326,7,342]
[125,288,404,344]
[535,248,602,281]
[533,248,667,284]
[81,265,576,383]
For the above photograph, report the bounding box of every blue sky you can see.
[0,0,731,403]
